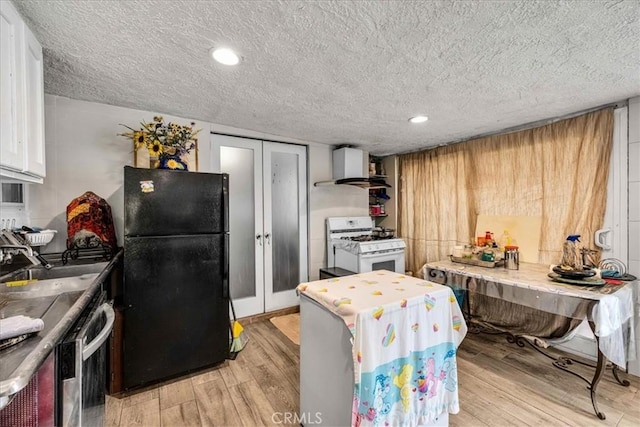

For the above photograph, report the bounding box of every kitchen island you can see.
[422,259,638,420]
[298,270,467,426]
[0,250,122,412]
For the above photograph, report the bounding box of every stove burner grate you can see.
[340,235,395,242]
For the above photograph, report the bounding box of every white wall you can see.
[628,96,640,376]
[26,95,368,281]
[629,97,640,281]
[308,144,369,278]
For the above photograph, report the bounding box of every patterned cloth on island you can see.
[298,270,468,427]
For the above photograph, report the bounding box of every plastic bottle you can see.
[484,231,493,247]
[499,229,511,251]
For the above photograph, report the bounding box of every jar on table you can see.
[481,249,495,262]
[462,245,473,259]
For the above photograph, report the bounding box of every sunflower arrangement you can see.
[120,116,201,168]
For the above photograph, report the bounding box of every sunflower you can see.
[166,158,182,170]
[149,140,163,156]
[121,117,200,167]
[159,156,187,170]
[132,131,147,150]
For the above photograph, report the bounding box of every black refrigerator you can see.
[123,166,229,390]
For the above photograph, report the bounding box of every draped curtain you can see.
[398,109,614,275]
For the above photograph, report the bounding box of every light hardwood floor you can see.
[106,319,639,427]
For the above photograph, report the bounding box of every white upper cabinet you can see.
[0,0,45,183]
[0,1,24,172]
[22,24,45,177]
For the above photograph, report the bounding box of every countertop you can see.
[0,250,122,401]
[423,259,630,301]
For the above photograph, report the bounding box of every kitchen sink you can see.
[0,262,108,283]
[0,262,107,299]
[1,274,100,299]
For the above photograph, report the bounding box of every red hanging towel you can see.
[66,191,117,250]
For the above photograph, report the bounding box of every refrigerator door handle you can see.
[222,174,229,233]
[223,234,229,298]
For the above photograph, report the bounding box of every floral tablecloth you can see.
[298,270,468,427]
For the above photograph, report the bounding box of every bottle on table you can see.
[499,229,512,251]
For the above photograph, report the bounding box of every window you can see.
[1,183,24,204]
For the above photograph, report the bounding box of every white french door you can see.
[263,141,308,311]
[212,134,308,318]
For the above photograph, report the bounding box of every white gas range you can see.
[326,216,406,274]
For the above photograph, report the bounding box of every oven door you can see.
[358,250,405,273]
[59,292,115,427]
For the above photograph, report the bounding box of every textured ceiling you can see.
[13,0,640,155]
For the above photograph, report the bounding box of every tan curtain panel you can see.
[398,109,614,275]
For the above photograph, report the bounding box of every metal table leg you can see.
[588,321,606,420]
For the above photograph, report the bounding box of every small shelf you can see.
[314,180,338,187]
[313,178,391,189]
[370,214,388,218]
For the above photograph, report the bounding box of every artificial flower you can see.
[120,116,200,160]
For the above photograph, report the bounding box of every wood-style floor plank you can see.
[120,387,159,408]
[105,319,640,427]
[218,352,252,388]
[193,376,242,426]
[160,400,201,427]
[228,380,278,427]
[119,398,161,427]
[458,345,619,426]
[190,364,224,386]
[104,395,123,426]
[247,360,299,416]
[158,377,195,411]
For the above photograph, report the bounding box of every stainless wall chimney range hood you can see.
[314,147,390,188]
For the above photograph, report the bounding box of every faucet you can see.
[0,243,35,266]
[1,244,34,257]
[0,230,51,269]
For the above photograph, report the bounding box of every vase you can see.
[158,154,188,171]
[149,155,160,169]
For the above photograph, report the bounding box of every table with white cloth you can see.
[422,259,639,420]
[298,270,468,427]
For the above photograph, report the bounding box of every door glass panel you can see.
[221,146,256,299]
[271,152,300,293]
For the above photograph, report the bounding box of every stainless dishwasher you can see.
[57,291,115,426]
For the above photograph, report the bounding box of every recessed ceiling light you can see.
[211,47,240,66]
[409,115,429,124]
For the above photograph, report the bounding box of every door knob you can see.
[265,233,271,244]
[256,234,262,246]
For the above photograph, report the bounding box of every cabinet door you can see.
[0,0,24,171]
[23,24,45,177]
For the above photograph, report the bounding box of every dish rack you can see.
[450,255,504,268]
[23,230,57,247]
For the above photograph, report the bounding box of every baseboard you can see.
[238,305,300,325]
